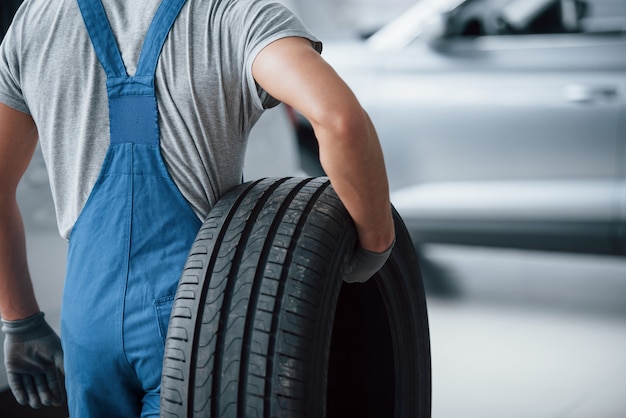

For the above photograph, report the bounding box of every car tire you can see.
[160,177,431,418]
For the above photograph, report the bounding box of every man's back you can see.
[0,0,320,238]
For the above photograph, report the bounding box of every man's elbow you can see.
[311,104,375,149]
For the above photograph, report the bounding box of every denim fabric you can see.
[62,1,199,416]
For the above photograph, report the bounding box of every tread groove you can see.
[237,178,314,418]
[211,178,291,418]
[186,179,263,416]
[263,179,331,418]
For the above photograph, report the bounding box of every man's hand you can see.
[343,238,395,284]
[2,312,65,408]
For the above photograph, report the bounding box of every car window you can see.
[579,0,626,33]
[447,0,626,37]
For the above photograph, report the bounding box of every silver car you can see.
[293,0,626,255]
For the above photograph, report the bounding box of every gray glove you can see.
[2,312,65,408]
[343,238,395,283]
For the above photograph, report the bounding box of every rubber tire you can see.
[160,177,431,418]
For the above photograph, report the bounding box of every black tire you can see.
[160,177,431,418]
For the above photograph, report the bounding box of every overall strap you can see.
[76,0,187,143]
[135,0,187,80]
[76,0,187,96]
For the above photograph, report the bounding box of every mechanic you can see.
[0,0,395,416]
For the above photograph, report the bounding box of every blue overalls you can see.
[61,0,201,416]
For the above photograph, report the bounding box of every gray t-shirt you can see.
[0,0,321,239]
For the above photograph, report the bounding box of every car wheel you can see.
[160,177,431,417]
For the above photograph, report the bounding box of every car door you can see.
[377,0,626,254]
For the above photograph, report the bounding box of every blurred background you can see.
[1,0,626,416]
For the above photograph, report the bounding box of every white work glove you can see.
[2,312,65,408]
[343,238,395,283]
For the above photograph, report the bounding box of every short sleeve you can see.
[232,0,322,110]
[0,6,30,115]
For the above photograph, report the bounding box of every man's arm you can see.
[0,102,39,321]
[251,37,394,253]
[0,103,65,409]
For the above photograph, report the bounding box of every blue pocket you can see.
[154,295,175,344]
